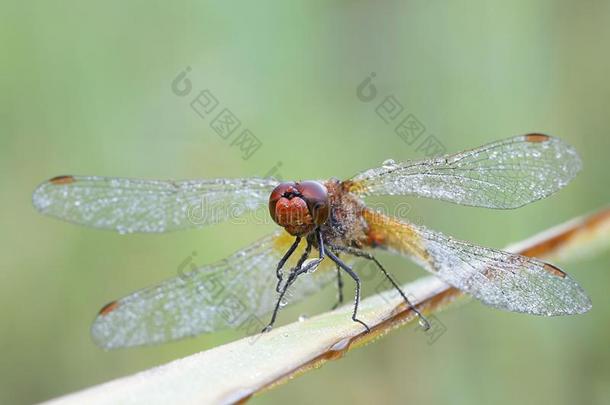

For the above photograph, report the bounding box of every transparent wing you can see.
[412,226,592,315]
[363,209,591,316]
[91,231,349,349]
[350,134,581,209]
[32,175,278,233]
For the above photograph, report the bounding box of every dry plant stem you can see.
[41,207,610,405]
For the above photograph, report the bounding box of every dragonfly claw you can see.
[353,318,371,333]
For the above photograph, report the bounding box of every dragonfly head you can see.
[269,181,329,236]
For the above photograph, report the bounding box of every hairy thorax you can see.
[320,179,370,248]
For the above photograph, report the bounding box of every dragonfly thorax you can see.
[268,181,330,236]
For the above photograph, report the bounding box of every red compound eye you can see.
[269,181,329,236]
[297,181,329,226]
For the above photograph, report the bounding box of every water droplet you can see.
[303,258,320,273]
[326,337,351,360]
[382,159,396,169]
[418,317,431,330]
[279,298,288,308]
[330,337,351,352]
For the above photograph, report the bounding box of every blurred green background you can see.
[2,1,610,404]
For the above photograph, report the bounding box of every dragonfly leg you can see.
[275,236,302,292]
[326,249,370,333]
[331,259,344,310]
[289,229,325,277]
[275,237,311,293]
[263,254,322,333]
[328,244,430,331]
[264,230,326,332]
[302,229,326,276]
[263,271,296,333]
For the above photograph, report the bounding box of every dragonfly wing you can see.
[91,231,345,349]
[350,134,581,209]
[363,209,591,316]
[32,176,278,233]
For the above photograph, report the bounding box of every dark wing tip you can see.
[98,300,120,316]
[543,262,567,279]
[49,175,76,185]
[33,176,77,212]
[524,133,551,143]
[33,176,70,212]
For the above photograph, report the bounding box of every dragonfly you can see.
[32,133,591,349]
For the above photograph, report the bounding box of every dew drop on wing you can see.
[382,159,397,169]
